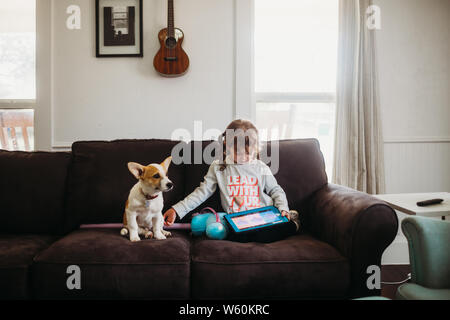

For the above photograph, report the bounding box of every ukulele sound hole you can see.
[165,37,177,49]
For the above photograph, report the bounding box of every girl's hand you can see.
[281,210,290,220]
[163,208,177,226]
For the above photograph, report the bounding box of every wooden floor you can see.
[381,265,411,299]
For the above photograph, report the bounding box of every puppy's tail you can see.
[120,227,128,236]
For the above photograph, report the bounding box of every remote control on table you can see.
[416,199,444,207]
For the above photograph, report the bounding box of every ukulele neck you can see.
[168,0,175,38]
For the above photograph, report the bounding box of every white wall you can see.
[374,0,450,193]
[36,0,235,149]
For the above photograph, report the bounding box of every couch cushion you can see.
[0,150,72,234]
[0,234,56,299]
[32,228,191,299]
[191,233,350,299]
[68,139,185,224]
[63,153,95,232]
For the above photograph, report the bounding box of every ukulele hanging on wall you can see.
[153,0,190,77]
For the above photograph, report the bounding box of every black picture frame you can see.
[96,0,143,58]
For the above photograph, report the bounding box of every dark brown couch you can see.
[0,139,398,300]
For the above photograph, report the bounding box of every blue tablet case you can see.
[224,206,289,234]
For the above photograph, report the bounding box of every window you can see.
[0,0,36,151]
[254,0,338,178]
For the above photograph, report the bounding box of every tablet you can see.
[224,206,289,233]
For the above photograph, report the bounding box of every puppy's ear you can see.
[128,162,145,180]
[160,156,172,174]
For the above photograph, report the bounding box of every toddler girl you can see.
[163,119,300,243]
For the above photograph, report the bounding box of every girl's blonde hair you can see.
[219,119,260,171]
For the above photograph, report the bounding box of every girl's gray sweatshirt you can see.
[172,159,290,219]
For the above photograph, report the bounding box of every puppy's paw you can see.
[144,230,154,239]
[154,232,167,240]
[162,230,172,237]
[130,235,141,242]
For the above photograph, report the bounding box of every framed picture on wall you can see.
[96,0,143,57]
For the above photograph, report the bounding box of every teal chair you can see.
[396,216,450,300]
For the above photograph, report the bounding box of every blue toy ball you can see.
[191,213,213,236]
[205,212,228,240]
[190,208,228,240]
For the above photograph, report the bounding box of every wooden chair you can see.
[0,110,34,151]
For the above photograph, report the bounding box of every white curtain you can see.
[332,0,385,194]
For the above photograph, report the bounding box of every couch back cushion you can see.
[0,150,72,234]
[181,141,222,221]
[67,140,185,226]
[266,139,328,210]
[180,139,328,221]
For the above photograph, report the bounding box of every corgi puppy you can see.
[120,156,174,242]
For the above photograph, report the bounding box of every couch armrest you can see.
[302,183,398,298]
[402,216,450,289]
